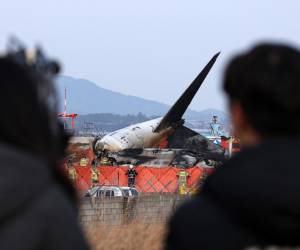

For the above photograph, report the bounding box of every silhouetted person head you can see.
[0,57,68,165]
[223,43,300,145]
[0,51,76,201]
[0,45,89,249]
[166,43,300,250]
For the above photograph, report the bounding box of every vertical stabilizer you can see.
[154,52,220,132]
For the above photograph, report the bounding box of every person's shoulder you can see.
[31,184,89,249]
[169,195,227,231]
[32,183,76,222]
[166,195,252,250]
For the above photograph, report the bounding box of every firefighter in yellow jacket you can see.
[67,164,77,187]
[177,170,189,195]
[80,157,88,167]
[91,159,99,187]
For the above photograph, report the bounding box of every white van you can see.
[85,186,139,198]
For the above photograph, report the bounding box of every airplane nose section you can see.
[95,141,105,152]
[92,137,106,156]
[93,135,124,156]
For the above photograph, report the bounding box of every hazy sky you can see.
[0,1,299,111]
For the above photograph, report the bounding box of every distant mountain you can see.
[55,75,227,121]
[55,75,170,116]
[185,108,228,123]
[74,113,153,133]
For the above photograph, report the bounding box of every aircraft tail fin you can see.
[154,52,220,132]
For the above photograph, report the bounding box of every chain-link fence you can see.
[79,193,188,226]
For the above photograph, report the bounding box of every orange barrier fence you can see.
[68,165,214,193]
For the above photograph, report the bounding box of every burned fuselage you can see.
[93,52,224,166]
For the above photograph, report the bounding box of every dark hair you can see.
[223,43,300,136]
[0,57,75,199]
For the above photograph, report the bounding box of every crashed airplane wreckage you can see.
[93,52,225,167]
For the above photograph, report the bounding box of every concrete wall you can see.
[79,194,188,225]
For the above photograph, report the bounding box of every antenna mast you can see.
[58,88,78,130]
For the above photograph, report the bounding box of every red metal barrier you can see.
[69,165,213,193]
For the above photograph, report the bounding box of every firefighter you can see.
[177,170,189,195]
[80,157,88,166]
[91,159,99,187]
[126,165,138,187]
[67,163,77,187]
[100,156,110,166]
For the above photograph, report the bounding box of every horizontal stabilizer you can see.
[154,52,220,132]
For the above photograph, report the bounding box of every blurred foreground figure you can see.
[0,39,89,249]
[166,43,300,250]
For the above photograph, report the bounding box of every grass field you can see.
[85,223,166,250]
